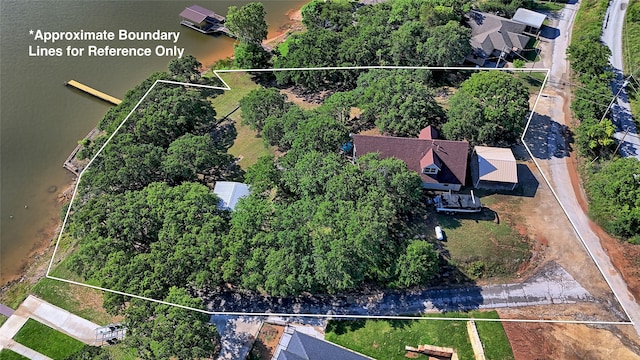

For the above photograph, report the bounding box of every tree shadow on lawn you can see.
[326,318,367,335]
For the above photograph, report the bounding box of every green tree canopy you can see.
[586,158,640,243]
[233,41,271,69]
[239,88,291,131]
[355,69,443,137]
[226,2,268,44]
[442,71,529,146]
[216,151,431,296]
[125,288,219,360]
[69,182,228,312]
[274,29,354,91]
[567,39,612,81]
[168,55,202,82]
[301,0,357,31]
[396,240,440,287]
[162,133,242,185]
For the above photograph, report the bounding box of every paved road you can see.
[602,0,640,158]
[205,262,594,317]
[525,0,640,336]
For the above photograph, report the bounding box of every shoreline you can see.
[0,181,75,299]
[0,2,307,298]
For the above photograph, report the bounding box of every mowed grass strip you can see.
[13,319,86,360]
[210,72,276,168]
[0,350,29,360]
[32,259,119,325]
[571,0,609,42]
[325,311,514,360]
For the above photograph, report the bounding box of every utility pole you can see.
[612,126,631,157]
[600,76,631,123]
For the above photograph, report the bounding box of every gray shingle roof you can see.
[277,331,372,360]
[467,11,529,57]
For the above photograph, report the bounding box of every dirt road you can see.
[524,0,640,337]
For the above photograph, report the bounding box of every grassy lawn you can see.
[325,311,513,360]
[13,319,86,360]
[515,71,547,94]
[209,72,276,169]
[0,350,28,360]
[434,192,531,280]
[533,1,565,12]
[0,281,31,311]
[571,0,609,42]
[623,0,640,125]
[31,258,119,325]
[521,38,540,62]
[104,343,138,360]
[0,314,7,327]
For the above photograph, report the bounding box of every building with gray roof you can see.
[465,10,531,66]
[275,330,373,360]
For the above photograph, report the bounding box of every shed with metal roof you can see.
[512,8,546,34]
[213,181,250,210]
[473,146,518,190]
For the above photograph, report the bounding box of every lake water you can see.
[0,0,307,285]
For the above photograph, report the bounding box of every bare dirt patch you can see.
[279,87,323,110]
[249,323,285,360]
[503,320,640,360]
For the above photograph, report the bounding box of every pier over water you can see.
[65,80,122,105]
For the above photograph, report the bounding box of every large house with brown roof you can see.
[353,126,469,191]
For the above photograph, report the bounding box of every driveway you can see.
[205,262,596,317]
[524,0,640,337]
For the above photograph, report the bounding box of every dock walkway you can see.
[65,80,122,105]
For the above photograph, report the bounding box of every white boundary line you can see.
[45,66,634,326]
[519,72,637,327]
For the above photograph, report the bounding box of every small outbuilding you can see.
[213,181,250,211]
[472,146,518,191]
[512,8,546,35]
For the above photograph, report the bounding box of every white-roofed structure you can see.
[473,146,518,190]
[213,181,250,210]
[512,8,546,34]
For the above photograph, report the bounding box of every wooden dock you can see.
[65,80,122,105]
[63,127,102,175]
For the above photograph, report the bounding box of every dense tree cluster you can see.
[274,0,472,91]
[79,81,241,195]
[227,2,271,69]
[442,71,529,146]
[67,58,239,356]
[354,69,444,137]
[567,11,617,159]
[586,158,640,244]
[124,288,219,359]
[476,0,532,18]
[225,151,437,295]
